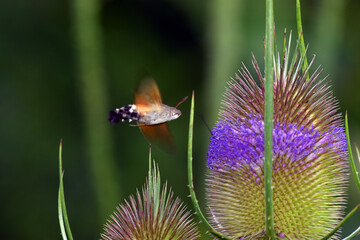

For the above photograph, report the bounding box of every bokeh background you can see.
[1,0,360,239]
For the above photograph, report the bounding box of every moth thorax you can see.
[137,105,182,125]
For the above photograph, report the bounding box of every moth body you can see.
[109,104,181,125]
[108,77,187,153]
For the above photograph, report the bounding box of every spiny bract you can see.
[101,164,200,240]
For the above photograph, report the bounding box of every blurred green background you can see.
[1,0,360,239]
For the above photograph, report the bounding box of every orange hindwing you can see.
[134,78,176,153]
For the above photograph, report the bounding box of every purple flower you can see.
[206,43,348,239]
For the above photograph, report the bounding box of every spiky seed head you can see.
[101,164,200,240]
[206,39,348,239]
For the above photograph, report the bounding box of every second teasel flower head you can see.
[206,39,348,239]
[101,163,200,240]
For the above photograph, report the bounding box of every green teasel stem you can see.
[187,92,232,240]
[296,0,309,80]
[320,204,360,240]
[58,140,74,240]
[264,0,275,238]
[345,113,360,192]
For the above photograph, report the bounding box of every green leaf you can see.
[58,189,68,240]
[187,91,232,240]
[296,0,309,80]
[345,113,360,192]
[58,140,74,240]
[343,225,360,240]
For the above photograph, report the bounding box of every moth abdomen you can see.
[109,104,140,124]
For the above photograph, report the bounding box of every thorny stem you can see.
[264,0,275,238]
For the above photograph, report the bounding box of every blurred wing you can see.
[139,123,176,153]
[134,77,162,108]
[135,77,176,153]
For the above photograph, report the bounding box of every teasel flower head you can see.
[206,38,348,239]
[101,163,200,240]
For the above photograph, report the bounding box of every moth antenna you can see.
[196,112,212,133]
[182,110,212,133]
[174,96,188,108]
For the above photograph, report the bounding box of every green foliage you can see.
[2,1,360,239]
[58,140,74,240]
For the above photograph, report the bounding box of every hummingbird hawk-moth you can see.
[108,78,187,152]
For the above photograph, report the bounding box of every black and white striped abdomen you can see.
[108,104,140,124]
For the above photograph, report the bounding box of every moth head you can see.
[169,108,182,121]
